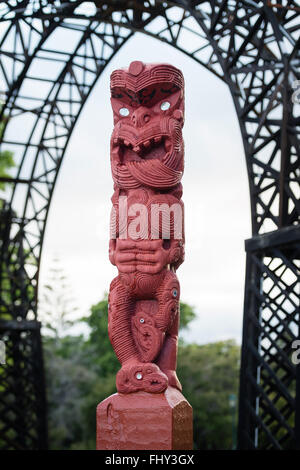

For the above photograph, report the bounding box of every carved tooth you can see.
[113,138,118,146]
[154,136,161,144]
[124,140,130,147]
[165,140,172,152]
[143,140,151,148]
[133,145,140,153]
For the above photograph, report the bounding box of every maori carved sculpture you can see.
[108,61,185,394]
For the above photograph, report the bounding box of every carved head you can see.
[110,61,185,190]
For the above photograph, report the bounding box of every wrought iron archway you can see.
[0,0,299,450]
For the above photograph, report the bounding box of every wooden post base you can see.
[96,386,193,450]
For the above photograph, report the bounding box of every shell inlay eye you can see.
[160,101,170,111]
[119,107,129,116]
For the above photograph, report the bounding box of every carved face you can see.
[110,62,185,189]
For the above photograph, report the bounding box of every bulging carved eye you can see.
[160,101,170,111]
[119,107,129,116]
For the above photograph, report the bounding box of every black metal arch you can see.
[0,0,299,449]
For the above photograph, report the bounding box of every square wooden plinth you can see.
[96,386,193,450]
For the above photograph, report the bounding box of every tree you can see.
[44,293,240,450]
[0,150,14,191]
[38,257,79,338]
[39,260,90,449]
[80,294,119,378]
[44,334,97,449]
[0,106,14,193]
[177,340,240,449]
[81,296,196,376]
[0,105,16,315]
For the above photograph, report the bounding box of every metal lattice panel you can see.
[0,323,47,449]
[239,227,300,448]
[0,0,299,449]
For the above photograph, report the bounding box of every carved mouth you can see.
[112,135,172,163]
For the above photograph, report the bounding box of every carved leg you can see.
[156,310,182,391]
[153,270,181,391]
[109,276,168,394]
[108,276,137,364]
[155,270,180,333]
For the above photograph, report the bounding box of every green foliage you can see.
[177,340,240,449]
[44,335,98,450]
[80,294,119,377]
[0,150,14,191]
[79,296,197,378]
[44,293,240,450]
[0,108,14,191]
[179,301,196,330]
[0,107,16,318]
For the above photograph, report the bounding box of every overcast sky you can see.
[38,32,251,344]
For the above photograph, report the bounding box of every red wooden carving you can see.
[108,61,185,394]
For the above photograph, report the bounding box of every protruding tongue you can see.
[123,147,141,162]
